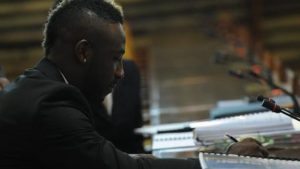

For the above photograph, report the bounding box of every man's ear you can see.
[74,39,92,63]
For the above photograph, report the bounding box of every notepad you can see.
[199,153,300,169]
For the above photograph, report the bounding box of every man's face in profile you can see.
[84,22,125,100]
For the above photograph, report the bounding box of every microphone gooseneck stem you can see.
[281,108,300,122]
[260,96,300,122]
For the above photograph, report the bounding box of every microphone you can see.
[257,95,300,122]
[230,68,299,114]
[261,99,281,113]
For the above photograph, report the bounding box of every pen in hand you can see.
[225,133,238,143]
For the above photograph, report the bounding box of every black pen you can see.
[225,133,238,143]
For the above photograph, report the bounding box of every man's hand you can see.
[226,138,269,157]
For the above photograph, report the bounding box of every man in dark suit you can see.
[52,0,143,154]
[94,60,144,153]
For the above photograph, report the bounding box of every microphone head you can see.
[262,100,281,113]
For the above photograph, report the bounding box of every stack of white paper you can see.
[152,132,195,150]
[193,111,300,145]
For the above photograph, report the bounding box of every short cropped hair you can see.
[42,0,124,55]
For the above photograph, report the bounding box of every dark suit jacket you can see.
[94,60,144,153]
[0,58,200,169]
